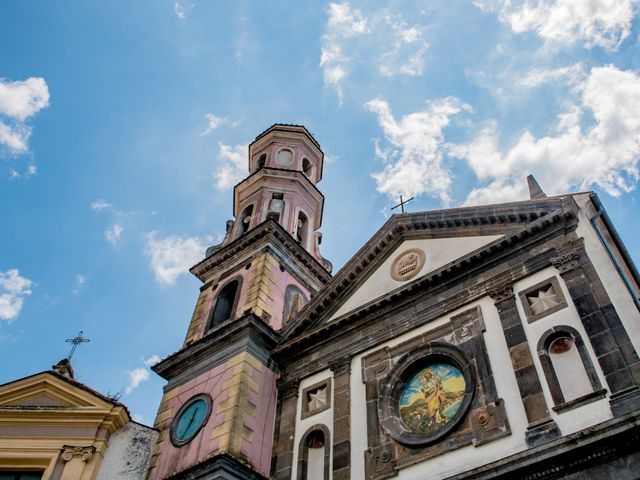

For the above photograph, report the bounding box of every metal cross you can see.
[391,195,414,214]
[65,331,90,361]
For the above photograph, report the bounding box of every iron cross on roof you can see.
[65,330,90,361]
[391,195,414,214]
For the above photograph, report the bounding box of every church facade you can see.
[2,123,640,479]
[147,124,640,479]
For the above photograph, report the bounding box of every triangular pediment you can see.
[0,371,115,410]
[281,196,575,339]
[328,234,502,321]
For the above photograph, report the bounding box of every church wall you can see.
[573,194,640,354]
[291,369,334,479]
[513,267,612,436]
[96,422,157,480]
[329,236,502,321]
[149,351,277,479]
[350,298,530,480]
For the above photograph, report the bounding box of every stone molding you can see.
[328,355,352,375]
[277,377,301,399]
[487,281,514,303]
[62,445,95,462]
[550,251,580,273]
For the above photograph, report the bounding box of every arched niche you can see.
[295,210,309,248]
[207,277,243,329]
[537,325,604,411]
[297,424,330,480]
[236,204,254,238]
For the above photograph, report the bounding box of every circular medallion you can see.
[170,394,212,447]
[390,249,426,281]
[378,343,475,446]
[276,148,294,166]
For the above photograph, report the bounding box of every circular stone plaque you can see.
[390,248,426,281]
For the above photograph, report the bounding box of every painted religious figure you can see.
[399,363,466,435]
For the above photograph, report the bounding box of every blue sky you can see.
[1,1,640,424]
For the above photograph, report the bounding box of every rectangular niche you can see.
[518,276,568,323]
[300,377,332,419]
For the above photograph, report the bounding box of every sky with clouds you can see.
[2,0,640,424]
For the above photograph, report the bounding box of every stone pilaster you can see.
[273,377,300,480]
[488,281,560,447]
[329,356,351,480]
[551,247,640,415]
[60,445,96,479]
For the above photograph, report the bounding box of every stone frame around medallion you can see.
[518,276,568,323]
[169,393,213,447]
[377,342,476,447]
[300,377,332,420]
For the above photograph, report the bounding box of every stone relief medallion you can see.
[399,363,466,436]
[378,343,475,446]
[390,248,426,281]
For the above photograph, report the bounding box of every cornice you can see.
[275,205,578,357]
[281,197,577,340]
[189,219,332,284]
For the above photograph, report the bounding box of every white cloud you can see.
[0,77,49,156]
[143,354,161,367]
[0,269,33,322]
[213,142,248,189]
[125,367,149,395]
[174,1,192,20]
[517,63,584,88]
[378,14,428,77]
[90,199,113,212]
[144,232,209,286]
[474,0,637,50]
[200,113,240,136]
[72,274,86,296]
[105,224,123,244]
[25,165,36,177]
[450,65,640,205]
[366,97,470,204]
[320,3,369,104]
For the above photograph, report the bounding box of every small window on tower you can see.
[267,192,284,223]
[255,153,266,172]
[237,205,254,237]
[208,278,241,329]
[295,211,309,247]
[302,158,313,178]
[518,277,568,323]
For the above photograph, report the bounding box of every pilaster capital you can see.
[277,377,301,399]
[550,251,580,274]
[329,355,352,375]
[61,445,95,462]
[487,281,514,303]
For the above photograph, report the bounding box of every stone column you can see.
[488,282,560,447]
[551,248,640,415]
[273,377,300,480]
[60,446,95,479]
[329,356,351,480]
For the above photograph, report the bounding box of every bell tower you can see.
[147,124,332,479]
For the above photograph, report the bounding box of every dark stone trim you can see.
[277,377,301,400]
[491,289,560,446]
[443,410,640,480]
[163,452,268,480]
[328,355,352,375]
[331,357,351,479]
[296,424,331,480]
[552,389,607,413]
[518,276,568,323]
[537,325,603,407]
[152,313,280,385]
[272,382,299,479]
[300,377,332,419]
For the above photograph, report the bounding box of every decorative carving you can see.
[550,252,580,274]
[476,411,490,427]
[277,377,301,399]
[62,445,95,462]
[391,249,426,281]
[487,281,514,303]
[329,355,352,375]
